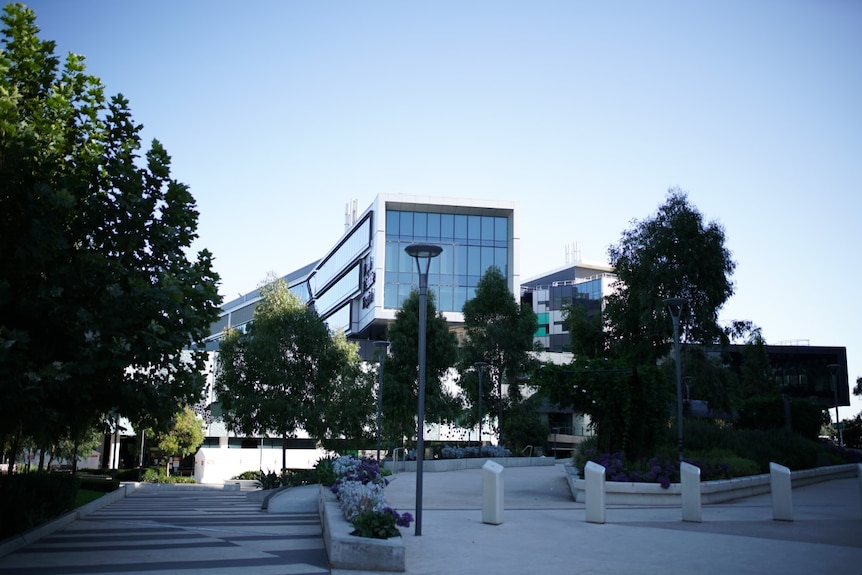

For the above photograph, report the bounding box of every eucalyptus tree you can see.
[383,289,459,449]
[604,188,736,364]
[458,267,538,444]
[0,4,221,471]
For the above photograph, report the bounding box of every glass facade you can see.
[384,209,509,313]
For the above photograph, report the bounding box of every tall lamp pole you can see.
[374,340,390,462]
[827,364,843,447]
[474,362,488,446]
[664,297,687,462]
[405,243,442,537]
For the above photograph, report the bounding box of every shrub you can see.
[140,468,195,483]
[352,507,413,539]
[78,475,120,493]
[233,470,261,480]
[0,473,78,538]
[315,456,336,487]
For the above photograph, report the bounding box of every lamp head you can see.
[405,243,443,260]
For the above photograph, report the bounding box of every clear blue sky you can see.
[16,1,862,415]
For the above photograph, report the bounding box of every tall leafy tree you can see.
[458,267,538,444]
[147,406,204,476]
[384,289,459,448]
[605,188,735,365]
[317,331,376,451]
[214,277,372,462]
[0,4,221,470]
[562,302,606,359]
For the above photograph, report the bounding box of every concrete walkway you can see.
[0,484,330,575]
[355,463,862,575]
[1,465,860,575]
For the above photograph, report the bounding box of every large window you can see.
[384,209,510,313]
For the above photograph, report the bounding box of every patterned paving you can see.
[0,488,331,575]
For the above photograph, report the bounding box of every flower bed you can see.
[319,455,410,572]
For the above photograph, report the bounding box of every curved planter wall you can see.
[388,456,556,473]
[566,463,859,505]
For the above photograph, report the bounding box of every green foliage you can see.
[605,189,735,364]
[351,510,400,539]
[458,267,538,442]
[140,468,195,484]
[215,277,371,449]
[534,358,672,459]
[736,395,823,440]
[233,471,261,480]
[843,414,862,448]
[384,289,459,447]
[0,4,222,462]
[562,303,606,359]
[141,468,166,482]
[0,472,78,537]
[147,406,204,474]
[77,475,120,493]
[73,489,104,508]
[501,395,550,456]
[315,456,337,487]
[678,418,824,473]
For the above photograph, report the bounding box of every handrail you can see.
[521,445,533,457]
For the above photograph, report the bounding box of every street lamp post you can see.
[405,243,442,537]
[664,297,687,462]
[374,340,390,462]
[474,362,488,446]
[827,364,843,447]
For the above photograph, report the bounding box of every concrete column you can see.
[681,462,702,523]
[770,462,793,521]
[585,461,606,524]
[482,460,504,525]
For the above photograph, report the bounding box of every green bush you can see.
[139,468,195,483]
[233,470,261,480]
[78,475,120,493]
[315,456,337,487]
[141,468,166,482]
[0,473,78,538]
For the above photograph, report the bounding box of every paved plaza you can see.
[0,463,860,575]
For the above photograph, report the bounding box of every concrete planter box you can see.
[318,486,405,572]
[387,456,555,473]
[566,463,859,505]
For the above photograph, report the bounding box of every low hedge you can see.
[0,473,78,538]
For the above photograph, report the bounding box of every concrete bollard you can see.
[770,462,793,521]
[482,460,504,525]
[585,461,606,524]
[680,461,702,523]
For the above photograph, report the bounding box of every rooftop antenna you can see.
[344,199,358,231]
[565,242,583,265]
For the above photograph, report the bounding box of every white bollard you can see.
[770,462,793,521]
[680,461,702,523]
[585,461,606,524]
[482,460,504,525]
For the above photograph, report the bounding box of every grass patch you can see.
[74,489,105,508]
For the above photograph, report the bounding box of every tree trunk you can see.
[7,428,22,475]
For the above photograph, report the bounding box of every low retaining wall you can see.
[567,463,859,505]
[318,487,405,572]
[387,456,556,473]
